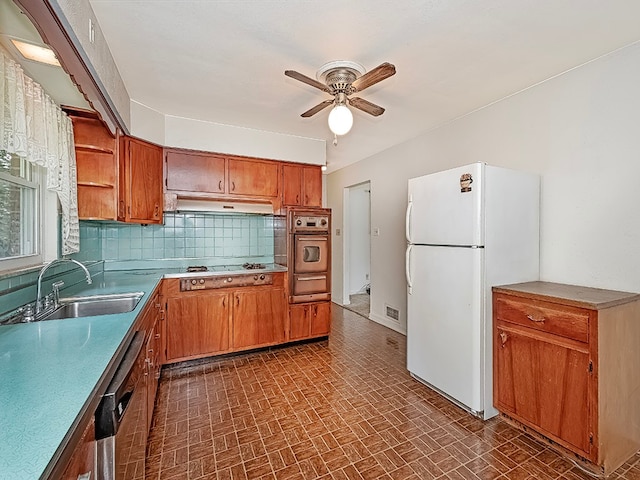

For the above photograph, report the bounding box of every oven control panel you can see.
[291,214,330,233]
[180,273,273,291]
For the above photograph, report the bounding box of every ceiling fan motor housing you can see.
[317,61,365,95]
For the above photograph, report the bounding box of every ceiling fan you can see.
[285,60,396,140]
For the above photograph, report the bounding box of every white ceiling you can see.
[46,2,640,171]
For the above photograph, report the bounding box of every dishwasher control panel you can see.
[180,273,273,291]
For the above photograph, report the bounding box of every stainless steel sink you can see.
[40,292,144,320]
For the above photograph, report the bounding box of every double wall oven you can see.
[288,208,331,303]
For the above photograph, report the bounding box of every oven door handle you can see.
[296,276,326,281]
[296,236,328,242]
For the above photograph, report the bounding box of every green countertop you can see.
[0,270,164,480]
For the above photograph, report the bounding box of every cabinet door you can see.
[282,164,302,206]
[233,288,286,348]
[289,304,310,340]
[166,293,230,360]
[165,150,226,193]
[495,324,591,454]
[228,158,279,197]
[302,166,322,207]
[146,323,156,433]
[310,302,331,336]
[123,137,164,223]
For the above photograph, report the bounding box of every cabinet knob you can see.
[526,314,546,323]
[499,331,508,347]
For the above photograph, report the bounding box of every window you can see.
[0,149,55,271]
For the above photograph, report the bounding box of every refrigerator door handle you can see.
[405,244,413,294]
[405,200,413,243]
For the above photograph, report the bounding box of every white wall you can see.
[348,182,371,295]
[327,42,640,334]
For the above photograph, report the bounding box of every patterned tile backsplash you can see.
[0,212,275,316]
[73,212,275,264]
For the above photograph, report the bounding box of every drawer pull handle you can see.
[499,331,508,347]
[527,314,545,323]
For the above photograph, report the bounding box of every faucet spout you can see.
[35,259,92,314]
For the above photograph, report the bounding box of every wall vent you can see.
[385,305,400,321]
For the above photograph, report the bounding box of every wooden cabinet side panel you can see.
[597,300,640,474]
[165,150,226,193]
[302,166,322,207]
[166,293,230,360]
[228,158,279,197]
[60,417,95,480]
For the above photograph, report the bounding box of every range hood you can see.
[170,198,274,215]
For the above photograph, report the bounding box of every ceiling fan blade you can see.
[349,97,385,117]
[301,100,334,117]
[352,62,396,92]
[285,70,330,93]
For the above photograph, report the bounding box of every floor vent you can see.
[385,305,400,321]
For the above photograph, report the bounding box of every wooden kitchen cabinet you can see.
[232,287,286,349]
[227,157,279,197]
[289,301,331,340]
[164,149,279,204]
[493,282,640,476]
[282,163,322,207]
[165,291,230,362]
[119,136,164,224]
[165,150,226,194]
[67,109,119,220]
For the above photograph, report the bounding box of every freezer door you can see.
[407,163,484,246]
[407,245,484,414]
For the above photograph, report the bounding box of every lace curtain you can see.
[0,51,79,255]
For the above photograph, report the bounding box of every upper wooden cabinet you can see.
[227,157,279,197]
[68,111,118,220]
[282,164,322,207]
[67,108,164,224]
[119,137,163,224]
[165,150,225,194]
[165,149,279,201]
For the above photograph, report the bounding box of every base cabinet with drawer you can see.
[493,281,640,476]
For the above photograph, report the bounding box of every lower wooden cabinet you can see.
[289,301,331,340]
[162,273,290,362]
[232,288,286,349]
[493,281,640,476]
[165,292,230,362]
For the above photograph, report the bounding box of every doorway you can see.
[342,181,371,318]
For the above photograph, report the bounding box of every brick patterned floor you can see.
[146,305,640,480]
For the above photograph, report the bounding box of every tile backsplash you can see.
[73,212,275,264]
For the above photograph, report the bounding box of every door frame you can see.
[342,181,371,306]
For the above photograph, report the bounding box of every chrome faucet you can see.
[35,259,93,314]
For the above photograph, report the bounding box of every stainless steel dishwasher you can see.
[95,332,147,480]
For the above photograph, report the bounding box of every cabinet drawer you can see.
[494,296,589,343]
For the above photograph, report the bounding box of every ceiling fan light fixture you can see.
[328,104,353,136]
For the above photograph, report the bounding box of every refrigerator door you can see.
[407,163,484,246]
[407,245,484,414]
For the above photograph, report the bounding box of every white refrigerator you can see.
[406,162,539,420]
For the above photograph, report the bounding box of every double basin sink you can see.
[39,292,144,321]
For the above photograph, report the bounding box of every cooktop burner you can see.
[243,262,266,270]
[186,265,209,273]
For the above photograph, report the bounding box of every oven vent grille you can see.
[385,305,400,321]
